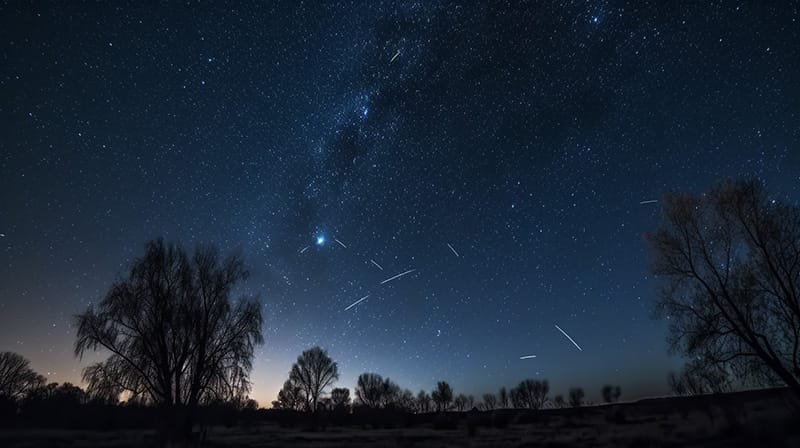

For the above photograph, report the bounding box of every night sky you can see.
[1,1,798,406]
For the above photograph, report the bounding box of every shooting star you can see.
[0,233,5,238]
[344,294,370,311]
[554,324,583,351]
[299,246,310,254]
[390,49,400,63]
[639,199,658,205]
[446,243,460,257]
[380,269,416,285]
[370,259,384,270]
[519,355,537,360]
[335,238,347,248]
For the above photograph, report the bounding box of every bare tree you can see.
[398,389,416,412]
[602,384,622,403]
[431,381,453,412]
[453,393,468,411]
[273,379,305,410]
[568,387,584,407]
[288,346,338,412]
[330,387,351,411]
[668,360,734,396]
[354,373,384,408]
[0,352,46,401]
[510,379,549,409]
[647,180,800,400]
[74,239,263,440]
[354,372,404,409]
[553,394,565,408]
[481,393,497,410]
[380,379,401,408]
[416,390,431,413]
[498,386,508,408]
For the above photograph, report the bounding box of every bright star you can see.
[316,235,325,245]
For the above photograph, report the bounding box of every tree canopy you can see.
[74,239,263,438]
[648,180,800,400]
[0,352,46,401]
[288,346,338,412]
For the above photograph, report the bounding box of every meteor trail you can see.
[519,355,537,360]
[554,324,583,351]
[639,199,658,205]
[344,294,370,311]
[335,238,347,248]
[446,243,460,257]
[370,259,384,270]
[380,269,416,285]
[299,246,310,254]
[390,49,400,63]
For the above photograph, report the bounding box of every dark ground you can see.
[0,388,796,447]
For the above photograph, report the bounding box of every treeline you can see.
[0,351,257,430]
[269,346,623,413]
[0,348,630,429]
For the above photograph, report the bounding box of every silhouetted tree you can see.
[379,379,401,408]
[602,384,622,403]
[667,361,734,396]
[568,387,584,407]
[318,397,333,411]
[288,346,338,412]
[18,381,89,428]
[24,381,86,405]
[498,386,508,408]
[330,387,351,411]
[647,180,800,400]
[481,393,497,410]
[553,394,565,408]
[510,379,549,409]
[53,382,87,404]
[416,390,431,413]
[454,393,468,411]
[273,379,305,410]
[354,372,406,409]
[74,239,263,441]
[0,351,46,401]
[510,387,522,408]
[354,373,385,408]
[431,381,453,412]
[398,389,415,411]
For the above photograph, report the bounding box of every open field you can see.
[1,388,796,447]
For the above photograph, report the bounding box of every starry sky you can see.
[1,1,798,406]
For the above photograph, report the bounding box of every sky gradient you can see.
[1,1,798,406]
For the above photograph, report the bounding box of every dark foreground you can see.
[1,388,796,447]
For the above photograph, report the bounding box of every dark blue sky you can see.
[1,1,798,405]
